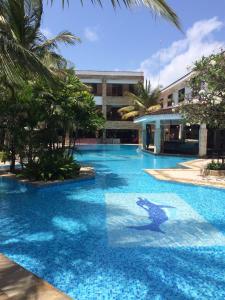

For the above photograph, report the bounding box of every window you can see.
[178,88,185,102]
[159,98,164,108]
[111,84,123,96]
[128,84,136,94]
[167,94,173,107]
[86,83,102,96]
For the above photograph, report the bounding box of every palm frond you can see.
[147,104,161,112]
[0,35,55,84]
[121,110,139,120]
[0,1,79,85]
[56,0,180,29]
[118,105,135,114]
[41,51,69,78]
[119,80,161,119]
[35,31,80,52]
[124,91,145,108]
[24,0,43,47]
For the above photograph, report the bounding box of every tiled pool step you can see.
[0,254,71,300]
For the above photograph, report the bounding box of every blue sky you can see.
[41,0,225,87]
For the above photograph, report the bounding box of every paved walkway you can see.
[0,254,71,300]
[145,159,225,189]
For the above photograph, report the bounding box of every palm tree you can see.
[118,80,161,120]
[60,0,180,29]
[0,0,80,171]
[0,0,79,84]
[0,0,180,83]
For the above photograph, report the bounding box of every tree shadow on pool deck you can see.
[1,200,225,299]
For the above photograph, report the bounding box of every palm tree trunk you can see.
[62,132,66,150]
[10,142,16,173]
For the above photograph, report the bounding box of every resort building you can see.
[135,72,225,157]
[76,70,144,144]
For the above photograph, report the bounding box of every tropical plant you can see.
[59,0,180,29]
[118,80,161,120]
[0,0,81,173]
[0,0,79,84]
[0,70,105,175]
[0,151,9,163]
[179,51,225,129]
[207,161,225,171]
[21,149,81,181]
[37,71,105,149]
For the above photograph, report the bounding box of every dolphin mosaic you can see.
[128,197,175,233]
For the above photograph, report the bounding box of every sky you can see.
[41,0,225,88]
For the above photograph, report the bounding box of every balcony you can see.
[105,121,140,130]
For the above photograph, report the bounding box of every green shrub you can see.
[0,151,9,163]
[207,161,225,170]
[21,150,80,181]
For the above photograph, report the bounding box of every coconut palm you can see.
[0,0,79,84]
[118,80,161,120]
[0,0,180,83]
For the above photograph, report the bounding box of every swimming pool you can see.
[1,145,225,299]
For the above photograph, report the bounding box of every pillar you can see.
[65,131,70,146]
[142,125,146,149]
[199,124,207,157]
[138,128,142,145]
[154,120,161,154]
[178,124,184,140]
[102,78,107,140]
[173,91,178,106]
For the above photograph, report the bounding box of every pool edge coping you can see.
[0,166,95,188]
[0,253,72,300]
[145,158,225,190]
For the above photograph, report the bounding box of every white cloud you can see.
[139,17,225,88]
[84,27,99,42]
[41,27,53,38]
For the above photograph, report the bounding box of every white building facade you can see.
[135,72,225,157]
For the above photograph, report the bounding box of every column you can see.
[102,78,107,140]
[138,128,142,145]
[178,124,184,140]
[173,91,178,106]
[199,123,207,157]
[141,125,146,149]
[65,131,70,146]
[154,120,161,154]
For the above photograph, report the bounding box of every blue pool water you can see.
[1,145,225,299]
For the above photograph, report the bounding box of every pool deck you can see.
[0,254,71,300]
[145,159,225,189]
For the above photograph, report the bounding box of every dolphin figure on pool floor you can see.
[127,197,175,234]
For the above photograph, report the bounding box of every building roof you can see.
[160,71,194,93]
[134,106,181,124]
[76,70,144,77]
